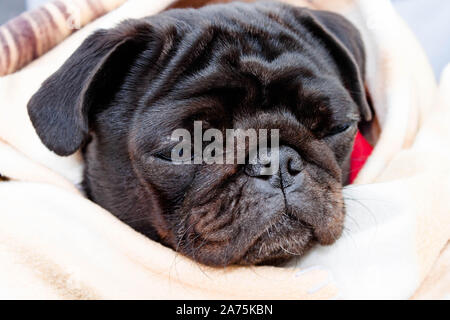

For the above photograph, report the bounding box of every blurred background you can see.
[0,0,449,78]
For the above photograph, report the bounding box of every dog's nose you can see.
[244,146,303,189]
[278,145,303,188]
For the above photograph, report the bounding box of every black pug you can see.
[28,1,371,266]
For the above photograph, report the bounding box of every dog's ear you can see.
[302,9,372,122]
[28,20,155,156]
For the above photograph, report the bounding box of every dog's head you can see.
[28,2,371,266]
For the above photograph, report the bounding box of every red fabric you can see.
[349,131,373,183]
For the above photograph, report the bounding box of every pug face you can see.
[28,2,371,266]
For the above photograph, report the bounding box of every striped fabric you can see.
[0,0,128,76]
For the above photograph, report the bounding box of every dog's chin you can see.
[175,210,330,267]
[238,217,315,266]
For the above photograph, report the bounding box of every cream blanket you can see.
[0,0,449,299]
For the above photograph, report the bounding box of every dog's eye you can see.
[155,148,194,162]
[327,123,353,136]
[155,150,173,161]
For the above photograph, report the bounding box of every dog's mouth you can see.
[171,165,345,267]
[237,212,316,265]
[238,199,345,265]
[176,203,344,267]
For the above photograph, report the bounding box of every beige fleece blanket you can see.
[0,0,448,299]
